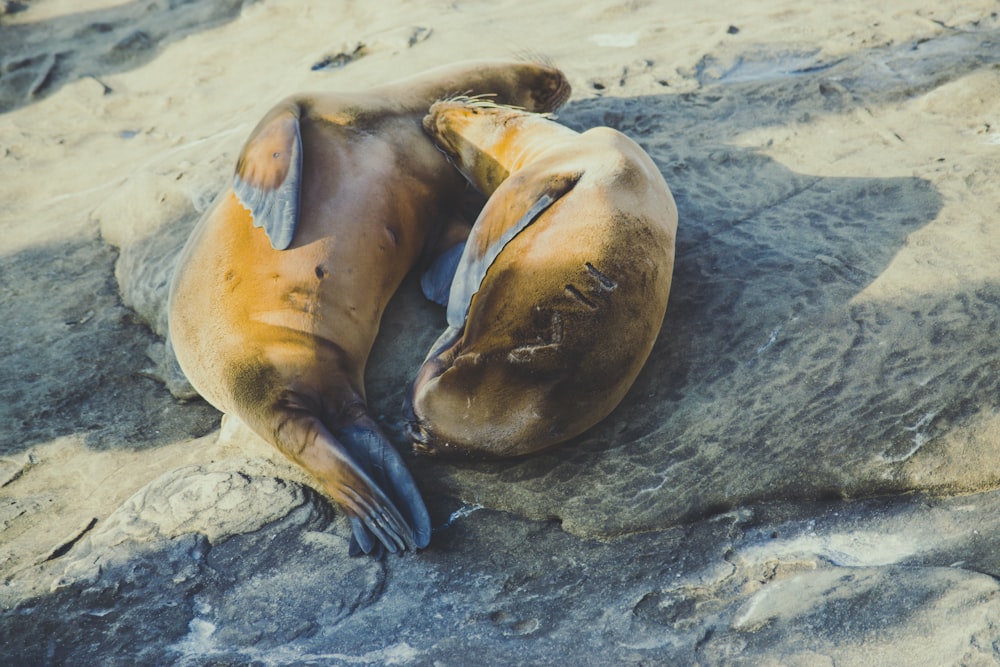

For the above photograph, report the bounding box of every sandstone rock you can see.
[4,3,1000,665]
[5,485,1000,664]
[52,461,333,588]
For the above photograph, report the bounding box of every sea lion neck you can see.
[429,106,578,195]
[487,118,575,176]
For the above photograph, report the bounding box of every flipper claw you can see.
[277,411,429,555]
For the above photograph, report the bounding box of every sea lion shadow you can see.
[592,114,944,450]
[564,90,944,450]
[0,234,219,457]
[384,87,943,489]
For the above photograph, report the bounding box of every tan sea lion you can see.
[406,98,677,458]
[168,63,570,554]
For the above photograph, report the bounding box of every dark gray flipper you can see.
[232,104,303,250]
[446,172,581,329]
[338,414,432,555]
[279,412,420,555]
[420,242,466,306]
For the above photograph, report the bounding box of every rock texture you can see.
[7,482,1000,664]
[0,0,249,113]
[405,29,1000,537]
[3,0,1000,664]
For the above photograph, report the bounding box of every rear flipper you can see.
[337,413,432,556]
[278,411,430,555]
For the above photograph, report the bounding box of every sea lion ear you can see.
[445,171,581,329]
[233,104,303,251]
[421,242,466,306]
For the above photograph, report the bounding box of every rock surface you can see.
[8,483,1000,664]
[3,0,1000,664]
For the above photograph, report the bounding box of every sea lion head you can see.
[423,98,555,195]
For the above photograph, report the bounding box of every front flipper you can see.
[233,103,303,250]
[420,242,465,306]
[337,413,432,556]
[280,411,424,555]
[446,172,581,329]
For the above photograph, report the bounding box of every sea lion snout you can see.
[407,428,436,456]
[401,398,435,455]
[406,423,479,459]
[407,379,487,458]
[406,423,446,457]
[421,108,450,149]
[536,70,572,111]
[403,382,454,458]
[403,414,457,458]
[423,99,477,143]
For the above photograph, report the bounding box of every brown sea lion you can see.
[168,63,570,554]
[406,98,677,458]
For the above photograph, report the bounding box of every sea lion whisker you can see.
[434,93,526,112]
[437,91,497,106]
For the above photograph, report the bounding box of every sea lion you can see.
[168,63,571,554]
[406,98,677,458]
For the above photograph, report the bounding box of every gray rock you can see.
[713,565,1000,664]
[6,484,1000,665]
[4,7,1000,666]
[52,461,329,588]
[0,0,250,112]
[365,27,1000,541]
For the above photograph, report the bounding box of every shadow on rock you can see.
[0,234,218,456]
[371,28,1000,539]
[6,482,1000,665]
[1,462,384,666]
[0,0,254,114]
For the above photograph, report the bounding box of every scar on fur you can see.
[508,311,564,362]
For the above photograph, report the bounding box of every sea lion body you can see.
[168,63,570,553]
[407,99,677,458]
